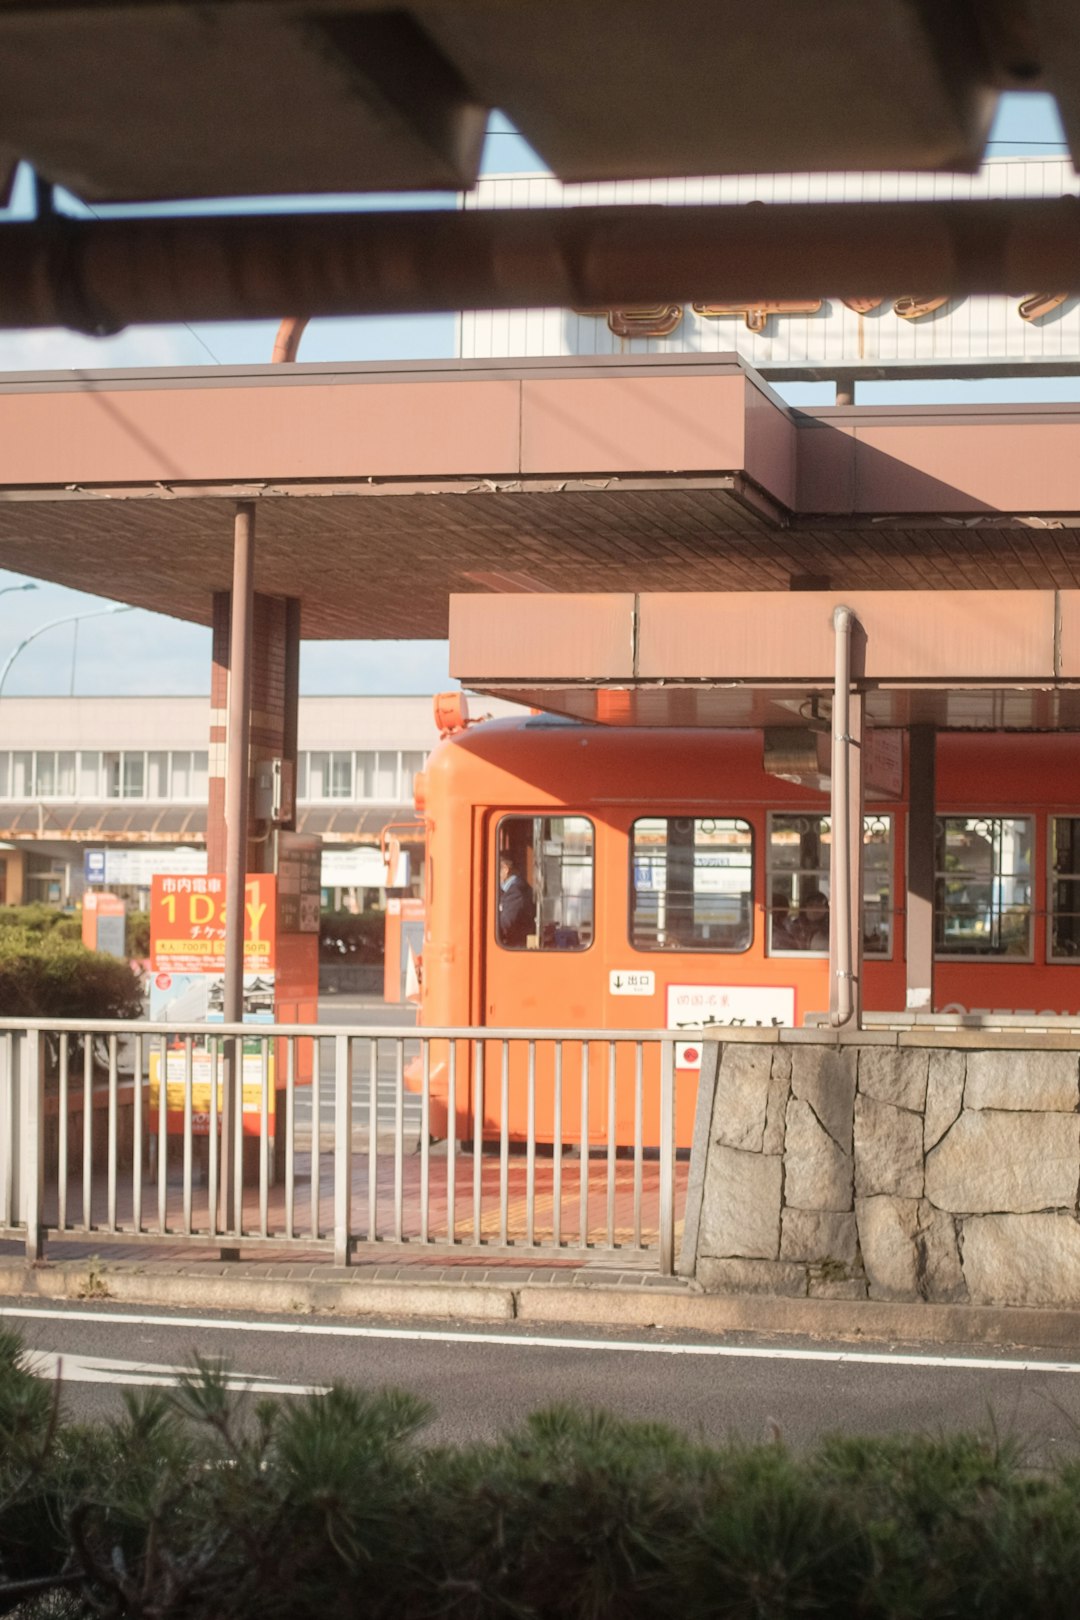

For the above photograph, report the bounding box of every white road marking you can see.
[23,1348,325,1396]
[1,1304,1077,1375]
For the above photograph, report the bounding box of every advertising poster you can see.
[149,874,278,1135]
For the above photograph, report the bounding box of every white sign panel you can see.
[320,846,409,888]
[609,969,656,997]
[102,847,206,886]
[666,983,796,1069]
[459,161,1080,373]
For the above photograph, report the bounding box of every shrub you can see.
[125,910,151,960]
[0,904,82,944]
[6,1335,1080,1620]
[0,932,142,1021]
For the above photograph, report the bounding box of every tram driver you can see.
[498,855,535,948]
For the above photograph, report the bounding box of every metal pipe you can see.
[829,604,855,1029]
[271,316,308,363]
[221,502,255,1208]
[5,198,1080,332]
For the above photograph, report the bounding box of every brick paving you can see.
[9,1148,688,1275]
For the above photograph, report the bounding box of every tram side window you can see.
[766,814,893,957]
[630,818,753,952]
[935,816,1032,958]
[495,815,593,951]
[1049,817,1080,959]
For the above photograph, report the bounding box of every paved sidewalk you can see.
[30,1146,685,1260]
[6,1246,1080,1355]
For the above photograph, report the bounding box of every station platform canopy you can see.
[4,354,1080,645]
[449,586,1080,731]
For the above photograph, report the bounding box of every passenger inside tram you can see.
[789,889,830,951]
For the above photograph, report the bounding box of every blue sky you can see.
[0,95,1073,698]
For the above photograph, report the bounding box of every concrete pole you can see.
[220,502,255,1224]
[906,725,936,1013]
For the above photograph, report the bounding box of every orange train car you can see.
[409,716,1080,1147]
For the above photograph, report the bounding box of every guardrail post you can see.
[0,1034,13,1231]
[21,1030,45,1262]
[658,1038,676,1276]
[333,1034,352,1266]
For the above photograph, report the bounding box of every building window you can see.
[355,751,375,798]
[306,750,353,800]
[495,815,594,951]
[630,817,753,952]
[1049,817,1080,960]
[79,752,101,798]
[168,750,208,800]
[147,751,168,798]
[11,753,30,797]
[353,750,401,801]
[400,751,426,803]
[935,815,1032,958]
[767,813,893,957]
[374,751,398,799]
[104,751,146,799]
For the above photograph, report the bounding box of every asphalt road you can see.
[6,1297,1080,1464]
[295,996,421,1138]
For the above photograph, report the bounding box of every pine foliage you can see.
[3,1330,1080,1619]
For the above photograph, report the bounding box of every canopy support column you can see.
[829,606,863,1028]
[906,724,936,1013]
[220,501,255,1225]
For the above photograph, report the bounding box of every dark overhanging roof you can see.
[0,4,1078,332]
[0,1,1052,206]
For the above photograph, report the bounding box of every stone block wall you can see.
[682,1038,1080,1309]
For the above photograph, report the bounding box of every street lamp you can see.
[0,604,134,701]
[0,582,39,600]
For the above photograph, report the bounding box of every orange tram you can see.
[407,715,1080,1148]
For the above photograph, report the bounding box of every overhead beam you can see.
[5,198,1080,332]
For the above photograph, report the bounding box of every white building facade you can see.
[458,159,1080,376]
[0,694,514,907]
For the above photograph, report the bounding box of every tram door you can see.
[480,810,607,1144]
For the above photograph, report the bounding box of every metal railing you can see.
[0,1020,682,1273]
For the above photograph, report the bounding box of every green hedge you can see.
[0,931,142,1020]
[0,904,82,944]
[3,1330,1080,1619]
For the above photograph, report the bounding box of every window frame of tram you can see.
[629,816,754,953]
[934,814,1033,961]
[765,813,894,959]
[1048,816,1080,962]
[494,814,595,952]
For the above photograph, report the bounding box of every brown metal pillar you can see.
[829,609,864,1029]
[221,502,255,1223]
[905,725,936,1013]
[282,597,301,831]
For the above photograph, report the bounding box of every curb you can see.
[5,1259,1080,1350]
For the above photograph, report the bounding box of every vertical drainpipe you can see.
[829,605,856,1028]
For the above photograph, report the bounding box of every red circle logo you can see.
[155,973,172,990]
